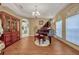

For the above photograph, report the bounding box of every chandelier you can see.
[32,5,40,18]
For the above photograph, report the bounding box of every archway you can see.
[21,19,29,38]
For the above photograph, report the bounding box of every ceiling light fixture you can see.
[32,5,40,18]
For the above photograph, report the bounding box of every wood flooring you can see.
[4,36,79,55]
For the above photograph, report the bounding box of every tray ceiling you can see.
[2,3,69,18]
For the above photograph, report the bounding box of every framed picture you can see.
[39,20,43,25]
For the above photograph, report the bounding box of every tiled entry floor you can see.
[4,36,79,55]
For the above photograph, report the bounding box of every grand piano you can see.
[35,21,51,45]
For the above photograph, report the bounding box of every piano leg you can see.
[49,36,51,45]
[39,39,40,45]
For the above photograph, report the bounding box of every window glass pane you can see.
[66,14,79,46]
[5,16,10,32]
[56,16,62,38]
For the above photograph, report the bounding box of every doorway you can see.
[21,19,29,38]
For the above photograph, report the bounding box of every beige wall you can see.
[29,18,48,36]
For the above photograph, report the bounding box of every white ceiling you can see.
[2,3,69,18]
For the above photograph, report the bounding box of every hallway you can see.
[4,36,79,55]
